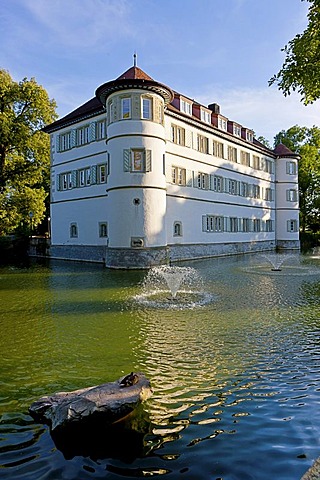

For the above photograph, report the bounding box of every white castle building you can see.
[44,63,300,269]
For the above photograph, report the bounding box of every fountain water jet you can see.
[261,253,295,271]
[134,265,214,309]
[243,252,320,276]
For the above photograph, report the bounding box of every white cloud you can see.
[195,86,319,144]
[16,0,134,49]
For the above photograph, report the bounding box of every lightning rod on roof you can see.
[133,52,137,67]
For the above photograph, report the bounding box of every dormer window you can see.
[242,128,254,142]
[246,131,253,142]
[180,98,192,116]
[200,109,211,124]
[218,116,227,131]
[233,124,241,137]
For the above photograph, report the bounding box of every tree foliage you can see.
[274,125,320,232]
[256,135,271,149]
[269,0,320,104]
[0,69,57,235]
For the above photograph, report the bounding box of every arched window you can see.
[173,221,182,237]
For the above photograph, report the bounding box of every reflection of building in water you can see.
[44,61,300,268]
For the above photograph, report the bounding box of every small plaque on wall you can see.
[131,237,144,248]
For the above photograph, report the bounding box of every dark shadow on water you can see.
[0,258,145,292]
[48,407,152,462]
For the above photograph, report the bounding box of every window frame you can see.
[60,132,71,151]
[230,217,239,233]
[197,134,209,154]
[98,164,107,183]
[77,125,90,146]
[173,221,183,237]
[142,96,152,120]
[171,166,186,186]
[131,149,145,172]
[121,97,131,119]
[287,219,298,232]
[197,172,209,190]
[180,98,192,116]
[70,223,78,238]
[252,155,260,170]
[200,108,211,124]
[253,219,261,232]
[287,189,298,202]
[240,150,250,167]
[99,222,108,238]
[171,124,185,145]
[227,146,237,163]
[204,215,224,233]
[212,175,223,192]
[213,140,224,158]
[96,120,106,140]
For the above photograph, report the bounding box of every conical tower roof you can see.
[116,66,154,81]
[274,143,299,158]
[96,64,173,105]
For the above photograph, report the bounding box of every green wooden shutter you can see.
[107,153,110,175]
[71,129,76,147]
[56,174,61,191]
[145,150,152,172]
[55,135,60,153]
[71,170,78,188]
[202,215,207,232]
[185,130,193,148]
[123,149,131,172]
[186,170,193,187]
[90,122,96,142]
[91,165,97,184]
[193,171,198,188]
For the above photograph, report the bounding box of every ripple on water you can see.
[133,289,216,309]
[1,257,320,479]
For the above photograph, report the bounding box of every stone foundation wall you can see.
[276,240,301,251]
[47,239,300,268]
[50,245,107,263]
[168,240,277,263]
[105,246,169,269]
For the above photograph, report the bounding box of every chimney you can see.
[208,103,220,114]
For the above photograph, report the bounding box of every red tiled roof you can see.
[274,143,298,157]
[43,97,104,133]
[116,66,154,81]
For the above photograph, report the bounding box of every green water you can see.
[0,261,145,414]
[1,254,320,479]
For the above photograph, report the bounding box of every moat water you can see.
[1,253,320,479]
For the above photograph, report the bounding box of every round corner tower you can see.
[95,65,173,268]
[274,143,300,251]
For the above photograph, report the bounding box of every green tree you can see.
[274,125,320,232]
[256,135,271,149]
[269,0,320,104]
[0,69,57,235]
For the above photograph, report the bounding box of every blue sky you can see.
[1,0,319,144]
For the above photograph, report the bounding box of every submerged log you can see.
[29,372,152,433]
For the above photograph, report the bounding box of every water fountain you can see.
[261,253,295,271]
[243,252,320,276]
[134,265,214,308]
[3,254,320,479]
